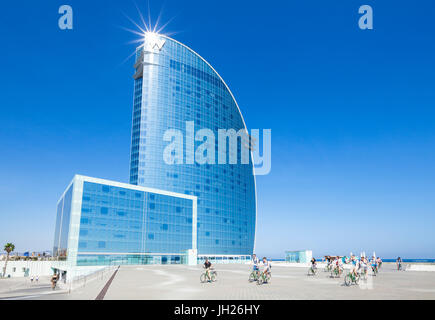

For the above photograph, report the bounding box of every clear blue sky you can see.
[1,0,434,258]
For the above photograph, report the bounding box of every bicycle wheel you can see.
[211,273,216,282]
[355,275,360,285]
[266,273,271,283]
[200,273,207,283]
[257,276,264,285]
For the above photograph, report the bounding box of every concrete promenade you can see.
[1,263,434,300]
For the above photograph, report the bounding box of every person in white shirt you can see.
[350,256,360,278]
[261,257,271,277]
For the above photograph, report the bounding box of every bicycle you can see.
[307,266,318,276]
[371,265,378,276]
[359,268,368,281]
[200,268,217,283]
[249,269,260,282]
[344,271,360,286]
[330,266,343,278]
[257,271,271,285]
[324,264,332,272]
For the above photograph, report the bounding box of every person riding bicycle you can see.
[396,257,402,271]
[371,257,378,273]
[261,257,271,279]
[325,256,331,270]
[360,257,368,276]
[350,256,360,278]
[252,254,260,277]
[310,257,317,270]
[334,256,343,274]
[376,257,382,269]
[204,258,212,281]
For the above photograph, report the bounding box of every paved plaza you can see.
[1,263,435,300]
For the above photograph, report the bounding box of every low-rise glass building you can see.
[53,175,197,269]
[285,250,313,263]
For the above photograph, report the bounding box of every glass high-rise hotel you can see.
[53,33,256,272]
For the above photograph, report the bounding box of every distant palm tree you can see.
[3,243,15,277]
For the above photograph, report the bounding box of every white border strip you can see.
[74,175,196,201]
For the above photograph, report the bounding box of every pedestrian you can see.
[51,273,58,290]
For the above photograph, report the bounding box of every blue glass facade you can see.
[129,33,256,256]
[53,176,197,266]
[285,250,313,264]
[53,184,73,260]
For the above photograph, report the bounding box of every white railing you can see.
[61,265,119,292]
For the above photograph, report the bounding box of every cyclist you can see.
[333,256,343,275]
[204,258,212,281]
[252,254,260,278]
[360,257,368,277]
[377,257,382,269]
[350,256,360,279]
[261,257,271,279]
[396,257,402,271]
[328,256,334,270]
[310,257,317,271]
[371,256,378,273]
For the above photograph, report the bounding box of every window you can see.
[98,241,106,248]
